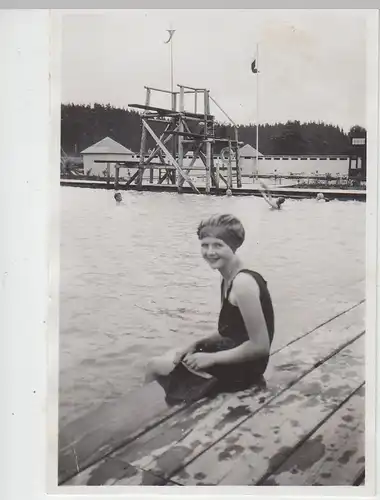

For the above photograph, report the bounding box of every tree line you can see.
[61,103,366,158]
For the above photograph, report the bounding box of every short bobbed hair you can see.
[197,214,245,252]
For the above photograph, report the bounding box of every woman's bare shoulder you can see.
[233,272,260,296]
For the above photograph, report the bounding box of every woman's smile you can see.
[200,236,236,271]
[206,255,222,266]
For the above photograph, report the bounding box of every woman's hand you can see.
[173,344,197,365]
[183,352,215,371]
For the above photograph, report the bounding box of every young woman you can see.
[146,214,275,391]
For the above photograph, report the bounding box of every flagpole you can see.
[255,42,259,182]
[170,30,174,93]
[165,27,176,104]
[167,25,175,94]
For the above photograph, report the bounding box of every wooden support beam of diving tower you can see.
[142,120,199,193]
[128,84,241,194]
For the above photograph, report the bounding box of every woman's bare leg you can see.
[145,351,177,383]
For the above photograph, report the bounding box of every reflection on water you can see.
[60,187,365,426]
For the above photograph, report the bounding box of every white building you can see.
[81,137,134,178]
[237,143,349,177]
[239,144,263,176]
[257,155,350,177]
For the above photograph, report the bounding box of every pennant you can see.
[251,59,258,74]
[164,30,176,44]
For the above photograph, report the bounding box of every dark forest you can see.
[61,103,366,158]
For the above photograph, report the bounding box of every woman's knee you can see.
[145,356,175,381]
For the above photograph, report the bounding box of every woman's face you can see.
[200,236,235,270]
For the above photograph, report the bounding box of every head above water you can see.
[316,192,325,200]
[197,214,245,252]
[276,197,285,207]
[114,192,122,202]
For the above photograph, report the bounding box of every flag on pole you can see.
[164,29,176,44]
[251,59,258,73]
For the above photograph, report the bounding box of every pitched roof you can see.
[239,144,262,157]
[81,137,133,155]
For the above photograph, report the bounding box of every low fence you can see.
[60,171,366,190]
[240,155,351,178]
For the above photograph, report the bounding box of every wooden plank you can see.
[158,171,170,184]
[145,116,171,123]
[176,93,185,189]
[142,120,200,194]
[114,165,120,189]
[172,337,364,485]
[128,103,214,120]
[136,91,150,187]
[168,130,205,139]
[261,385,365,486]
[109,305,364,481]
[61,303,364,486]
[227,143,233,189]
[106,162,110,185]
[143,122,178,165]
[205,140,211,194]
[214,138,240,143]
[218,172,229,187]
[58,381,185,484]
[135,164,175,170]
[178,143,204,188]
[215,157,220,189]
[171,92,177,111]
[168,131,236,142]
[144,86,175,95]
[63,457,168,486]
[235,144,242,188]
[124,169,139,186]
[178,84,205,91]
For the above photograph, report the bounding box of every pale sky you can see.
[61,9,368,131]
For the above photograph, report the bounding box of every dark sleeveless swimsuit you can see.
[196,269,275,390]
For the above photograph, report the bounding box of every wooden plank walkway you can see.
[60,178,366,201]
[261,386,365,486]
[59,300,365,487]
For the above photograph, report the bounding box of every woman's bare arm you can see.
[262,191,278,209]
[174,332,223,363]
[196,332,224,345]
[259,181,279,209]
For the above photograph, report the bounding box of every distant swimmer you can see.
[259,181,285,210]
[114,192,122,203]
[226,188,232,197]
[316,192,330,203]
